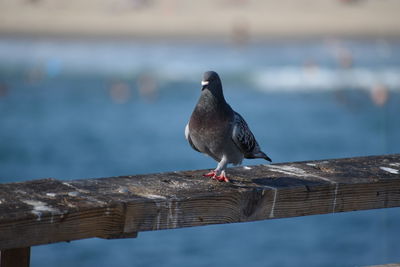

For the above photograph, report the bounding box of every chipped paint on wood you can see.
[332,184,339,213]
[380,166,399,174]
[267,165,308,177]
[21,200,60,221]
[269,188,278,218]
[267,164,334,183]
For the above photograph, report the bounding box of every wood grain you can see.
[0,247,30,267]
[0,154,399,250]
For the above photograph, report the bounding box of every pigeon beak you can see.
[201,81,209,90]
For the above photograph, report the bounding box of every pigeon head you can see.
[201,71,225,101]
[201,71,221,89]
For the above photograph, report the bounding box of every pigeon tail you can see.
[246,151,272,162]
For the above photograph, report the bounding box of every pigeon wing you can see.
[231,112,258,157]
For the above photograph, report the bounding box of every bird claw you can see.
[203,170,230,182]
[203,170,217,177]
[213,174,230,183]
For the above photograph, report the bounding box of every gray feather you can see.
[232,112,258,157]
[185,123,200,152]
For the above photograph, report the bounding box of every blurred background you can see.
[1,0,400,266]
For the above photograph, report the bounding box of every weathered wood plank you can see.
[0,247,30,267]
[0,154,399,250]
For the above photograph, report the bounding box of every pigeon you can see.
[185,71,271,182]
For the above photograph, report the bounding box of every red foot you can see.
[203,170,217,178]
[214,174,230,183]
[203,170,230,182]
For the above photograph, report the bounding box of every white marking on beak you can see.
[201,80,209,86]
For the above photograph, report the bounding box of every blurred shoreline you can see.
[1,0,400,41]
[1,32,400,43]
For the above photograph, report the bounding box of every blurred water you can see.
[0,37,399,267]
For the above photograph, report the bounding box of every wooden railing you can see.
[1,154,399,267]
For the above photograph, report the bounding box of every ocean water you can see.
[0,37,400,267]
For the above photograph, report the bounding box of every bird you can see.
[185,71,271,182]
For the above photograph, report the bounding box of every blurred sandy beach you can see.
[1,0,400,39]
